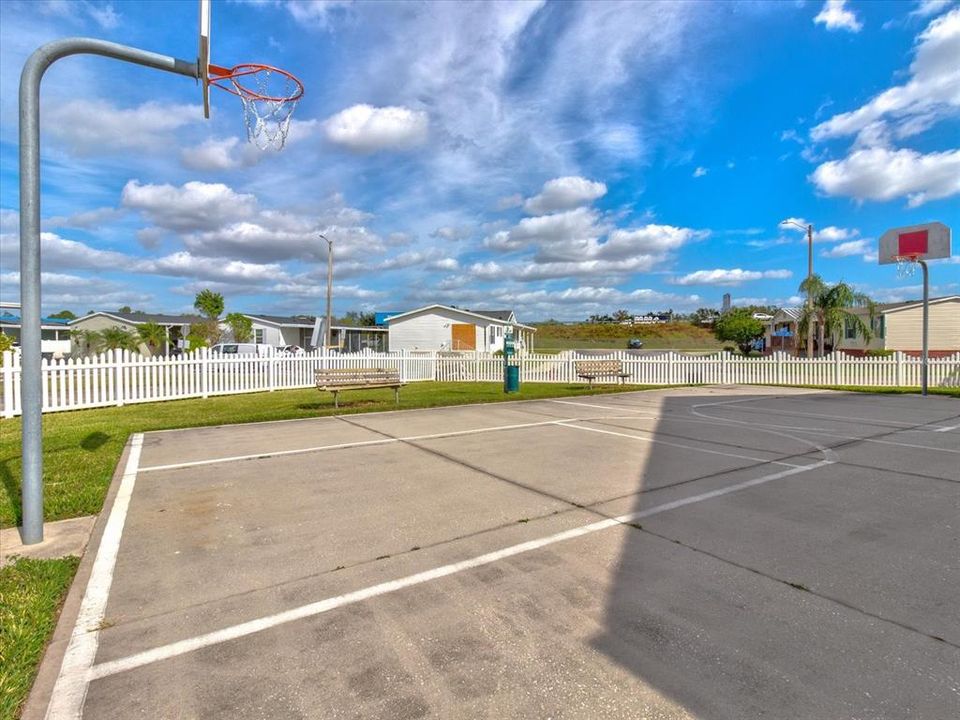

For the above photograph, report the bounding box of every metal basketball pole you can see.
[19,38,197,544]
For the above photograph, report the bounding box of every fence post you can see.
[268,352,276,392]
[833,351,842,386]
[2,351,13,418]
[115,349,126,406]
[776,352,784,386]
[720,350,729,385]
[474,351,480,382]
[894,351,904,387]
[400,349,408,383]
[201,347,210,399]
[431,351,437,382]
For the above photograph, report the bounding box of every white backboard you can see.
[199,0,211,118]
[878,222,951,265]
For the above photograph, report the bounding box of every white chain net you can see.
[232,68,300,151]
[895,256,919,279]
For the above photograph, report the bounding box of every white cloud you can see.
[323,104,429,152]
[43,207,123,230]
[910,1,954,19]
[523,176,607,215]
[134,252,287,284]
[810,146,960,206]
[181,137,243,171]
[283,0,352,28]
[820,238,878,261]
[671,268,793,286]
[431,226,473,241]
[0,231,130,272]
[44,100,199,155]
[814,0,863,32]
[811,9,960,142]
[692,166,708,178]
[121,180,257,232]
[778,220,860,243]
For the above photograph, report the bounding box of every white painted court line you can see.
[694,398,958,431]
[548,399,660,416]
[932,424,959,433]
[86,459,832,682]
[139,418,580,473]
[45,434,144,720]
[555,421,808,468]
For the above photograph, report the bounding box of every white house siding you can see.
[885,300,960,351]
[390,311,462,351]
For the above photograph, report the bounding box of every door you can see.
[451,323,476,350]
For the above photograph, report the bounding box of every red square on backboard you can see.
[898,230,928,256]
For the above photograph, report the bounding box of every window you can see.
[872,315,885,339]
[844,318,856,339]
[254,329,264,344]
[489,326,496,345]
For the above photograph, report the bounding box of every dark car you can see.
[627,338,643,349]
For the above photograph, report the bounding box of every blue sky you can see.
[0,0,957,321]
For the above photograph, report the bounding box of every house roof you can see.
[471,309,514,321]
[245,314,316,327]
[384,304,535,330]
[845,295,959,315]
[772,307,803,322]
[0,313,71,327]
[71,311,204,326]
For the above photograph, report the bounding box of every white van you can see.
[210,343,274,357]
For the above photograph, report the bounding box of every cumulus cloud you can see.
[671,268,793,286]
[44,100,199,154]
[121,180,257,232]
[910,0,954,19]
[820,238,878,261]
[812,9,960,142]
[0,231,130,272]
[811,146,960,206]
[323,104,429,152]
[42,207,123,230]
[523,176,607,215]
[814,0,863,32]
[431,225,473,241]
[692,166,708,178]
[134,252,287,283]
[181,137,244,171]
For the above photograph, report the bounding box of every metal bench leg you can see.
[333,390,339,409]
[394,387,399,406]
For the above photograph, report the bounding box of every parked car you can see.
[277,345,305,356]
[627,338,643,349]
[210,343,273,356]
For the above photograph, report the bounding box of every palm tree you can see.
[72,328,104,355]
[797,275,875,356]
[137,322,167,355]
[100,326,138,352]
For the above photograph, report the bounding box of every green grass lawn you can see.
[0,556,79,720]
[0,381,665,528]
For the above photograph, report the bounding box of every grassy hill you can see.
[532,322,722,351]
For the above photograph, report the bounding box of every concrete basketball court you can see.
[26,386,960,719]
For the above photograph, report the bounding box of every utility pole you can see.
[781,218,816,358]
[806,223,814,359]
[322,234,333,350]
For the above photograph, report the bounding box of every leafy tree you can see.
[798,275,874,356]
[49,309,76,320]
[71,329,104,355]
[193,289,224,321]
[118,305,132,313]
[337,311,377,327]
[137,322,167,355]
[186,324,210,351]
[100,326,138,352]
[613,309,632,323]
[690,308,719,326]
[713,309,764,355]
[225,313,253,342]
[0,332,13,361]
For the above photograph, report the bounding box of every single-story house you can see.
[243,314,315,347]
[0,302,72,356]
[835,295,960,356]
[765,308,804,354]
[69,312,204,355]
[386,305,536,353]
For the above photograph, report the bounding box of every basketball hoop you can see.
[894,254,920,279]
[208,63,304,150]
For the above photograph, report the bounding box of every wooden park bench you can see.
[574,359,631,385]
[315,367,405,408]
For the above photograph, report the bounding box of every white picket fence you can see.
[1,348,958,418]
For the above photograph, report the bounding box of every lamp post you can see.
[781,219,815,358]
[320,233,333,350]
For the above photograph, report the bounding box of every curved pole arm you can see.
[18,38,198,544]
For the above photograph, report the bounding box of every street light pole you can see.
[781,219,815,358]
[321,234,333,350]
